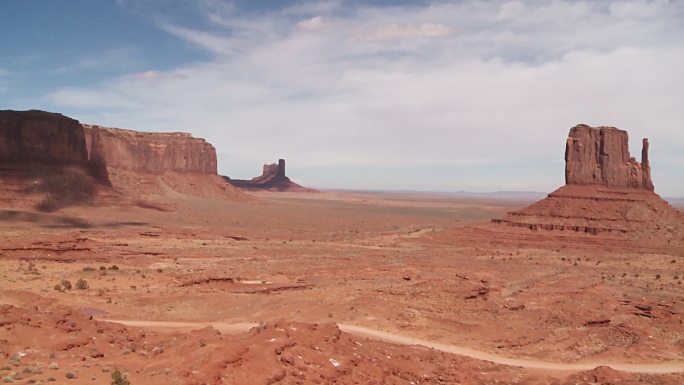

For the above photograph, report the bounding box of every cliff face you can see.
[0,110,88,163]
[565,124,653,191]
[84,125,217,175]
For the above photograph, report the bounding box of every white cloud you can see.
[352,22,453,41]
[297,16,325,30]
[46,0,684,194]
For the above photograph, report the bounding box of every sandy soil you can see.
[1,189,683,384]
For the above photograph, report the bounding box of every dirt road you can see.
[103,319,684,374]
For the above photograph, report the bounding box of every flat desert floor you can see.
[1,190,683,384]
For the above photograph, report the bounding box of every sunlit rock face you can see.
[83,124,218,175]
[565,124,653,191]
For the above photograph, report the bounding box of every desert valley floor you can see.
[1,189,683,385]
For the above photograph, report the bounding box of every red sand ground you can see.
[1,187,683,385]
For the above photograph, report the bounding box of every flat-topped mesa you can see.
[565,124,654,191]
[0,110,88,163]
[0,110,246,207]
[83,125,217,175]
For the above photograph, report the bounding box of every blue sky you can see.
[2,0,683,195]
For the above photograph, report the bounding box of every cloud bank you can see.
[46,0,684,194]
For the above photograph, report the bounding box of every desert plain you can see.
[1,112,683,385]
[1,186,683,385]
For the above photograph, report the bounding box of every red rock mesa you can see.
[0,110,244,209]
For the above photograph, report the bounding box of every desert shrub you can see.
[111,369,130,385]
[99,266,106,270]
[83,267,95,272]
[75,278,89,290]
[109,265,119,271]
[61,279,72,290]
[53,284,63,292]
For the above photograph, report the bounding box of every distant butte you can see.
[225,159,315,192]
[493,124,683,242]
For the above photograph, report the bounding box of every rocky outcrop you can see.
[494,124,683,242]
[565,124,653,191]
[83,125,217,175]
[226,159,313,192]
[0,110,88,163]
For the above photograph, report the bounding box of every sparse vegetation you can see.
[111,369,129,385]
[55,279,72,291]
[109,265,119,271]
[75,278,89,290]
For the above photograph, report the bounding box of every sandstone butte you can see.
[0,109,245,209]
[226,158,314,192]
[494,124,683,240]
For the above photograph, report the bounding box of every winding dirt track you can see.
[103,319,684,374]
